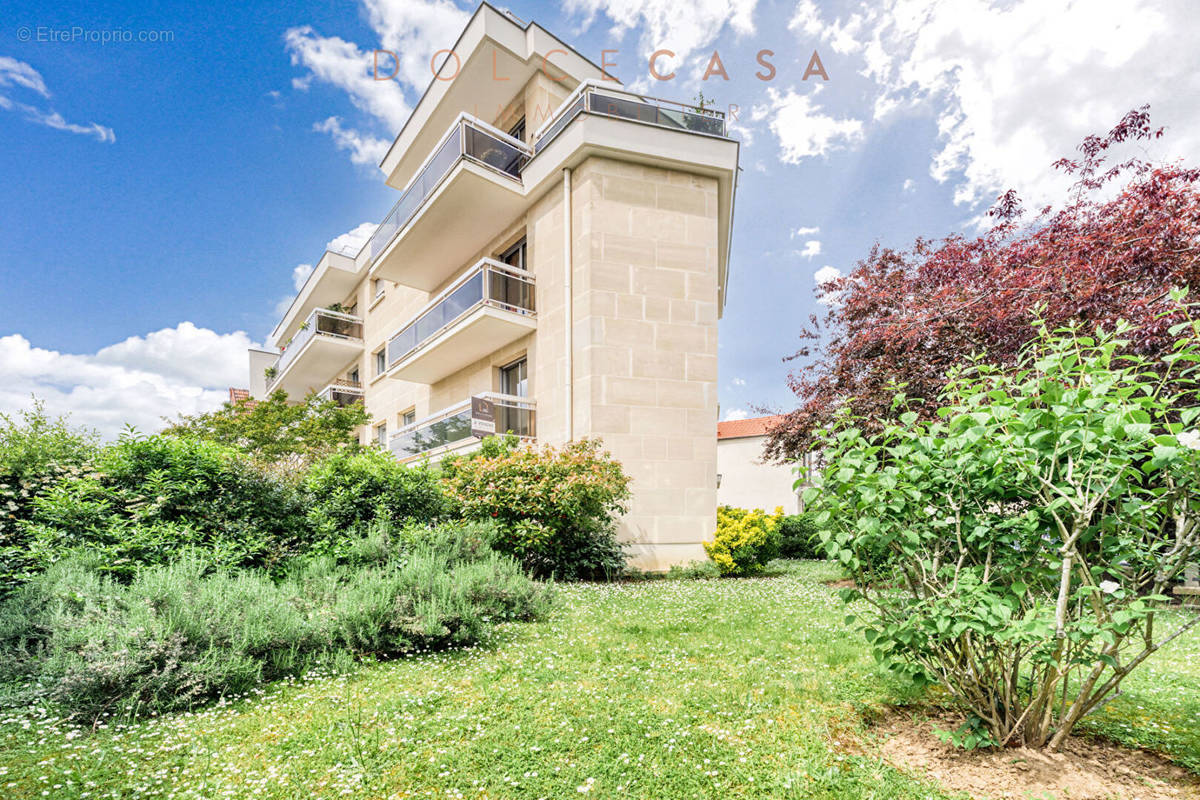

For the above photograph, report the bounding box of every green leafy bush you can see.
[810,314,1200,750]
[0,523,550,722]
[163,389,369,478]
[777,513,822,559]
[0,402,97,591]
[703,506,783,575]
[23,433,304,579]
[302,448,447,556]
[441,436,630,580]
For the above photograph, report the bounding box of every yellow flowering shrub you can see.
[703,505,784,576]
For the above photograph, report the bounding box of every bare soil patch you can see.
[874,710,1200,800]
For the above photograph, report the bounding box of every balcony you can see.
[385,258,535,384]
[367,116,531,291]
[316,380,365,407]
[271,248,361,348]
[266,308,363,399]
[389,392,535,462]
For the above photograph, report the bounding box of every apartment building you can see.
[248,3,739,570]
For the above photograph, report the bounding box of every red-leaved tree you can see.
[766,107,1200,460]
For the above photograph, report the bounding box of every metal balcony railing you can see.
[268,308,363,388]
[366,116,531,265]
[317,380,364,407]
[389,392,535,460]
[385,258,535,370]
[533,81,728,152]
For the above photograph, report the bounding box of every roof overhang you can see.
[269,250,361,347]
[378,3,607,190]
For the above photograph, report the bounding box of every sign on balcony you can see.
[470,396,495,437]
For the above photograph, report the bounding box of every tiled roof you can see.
[717,414,786,440]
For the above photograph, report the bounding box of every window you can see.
[400,408,416,427]
[375,349,386,375]
[508,116,526,143]
[349,367,360,385]
[499,237,526,271]
[372,278,385,299]
[500,357,528,398]
[374,422,387,447]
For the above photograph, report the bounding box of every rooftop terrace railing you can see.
[532,81,728,153]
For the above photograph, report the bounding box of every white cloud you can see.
[291,264,315,292]
[284,0,471,166]
[814,265,841,284]
[731,377,746,387]
[565,0,757,78]
[795,0,1200,211]
[814,265,843,306]
[0,324,260,440]
[722,407,750,421]
[326,221,378,255]
[902,178,916,193]
[755,87,863,163]
[313,116,390,165]
[361,0,471,89]
[791,225,820,238]
[798,239,822,259]
[285,27,412,131]
[0,56,114,142]
[0,56,50,96]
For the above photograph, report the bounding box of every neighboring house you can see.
[247,3,739,570]
[717,415,808,514]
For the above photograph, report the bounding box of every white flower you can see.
[1178,430,1200,450]
[1099,580,1120,595]
[577,778,595,793]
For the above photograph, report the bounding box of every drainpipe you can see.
[563,167,573,441]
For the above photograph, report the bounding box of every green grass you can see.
[1076,606,1200,771]
[1,561,1197,799]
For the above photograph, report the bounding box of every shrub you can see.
[0,402,97,592]
[302,448,447,556]
[777,513,822,559]
[704,506,783,576]
[441,436,630,580]
[0,523,550,722]
[23,433,304,579]
[810,314,1200,750]
[163,389,369,478]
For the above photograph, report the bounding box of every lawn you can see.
[2,561,1198,799]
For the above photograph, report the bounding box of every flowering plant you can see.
[441,436,630,580]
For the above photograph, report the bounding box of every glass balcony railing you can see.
[269,308,363,388]
[316,380,364,407]
[385,258,535,370]
[389,393,535,460]
[367,117,531,264]
[533,82,728,152]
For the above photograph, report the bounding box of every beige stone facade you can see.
[249,4,739,570]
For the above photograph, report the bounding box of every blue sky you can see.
[1,0,1196,436]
